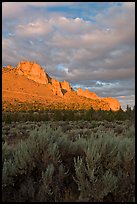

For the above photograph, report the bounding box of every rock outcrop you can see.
[51,79,64,97]
[77,88,120,111]
[100,97,120,111]
[6,65,13,69]
[16,61,51,85]
[15,61,73,97]
[2,60,121,111]
[77,88,98,99]
[60,80,73,92]
[50,79,73,97]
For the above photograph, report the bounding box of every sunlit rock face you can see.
[60,80,73,92]
[100,97,121,111]
[2,60,121,111]
[16,61,73,97]
[16,61,50,85]
[14,61,74,97]
[51,78,64,97]
[77,88,120,111]
[77,88,99,99]
[6,65,13,69]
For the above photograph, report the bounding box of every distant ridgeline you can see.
[2,61,120,111]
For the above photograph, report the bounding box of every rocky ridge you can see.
[2,61,120,111]
[16,61,51,85]
[77,88,99,99]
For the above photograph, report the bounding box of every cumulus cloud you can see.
[16,20,52,37]
[2,2,74,19]
[2,2,135,109]
[2,2,26,19]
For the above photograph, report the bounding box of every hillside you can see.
[2,61,120,111]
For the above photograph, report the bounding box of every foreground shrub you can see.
[2,125,81,202]
[74,130,135,202]
[2,124,135,202]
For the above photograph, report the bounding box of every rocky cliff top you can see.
[16,61,51,85]
[77,88,98,99]
[3,61,121,111]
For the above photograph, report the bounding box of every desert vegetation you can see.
[2,107,135,202]
[2,105,135,123]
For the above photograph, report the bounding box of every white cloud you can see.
[16,20,52,37]
[2,2,75,19]
[2,2,27,20]
[2,2,135,108]
[117,95,135,110]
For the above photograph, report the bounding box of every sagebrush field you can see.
[2,109,135,202]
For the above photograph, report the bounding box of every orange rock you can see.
[77,88,98,99]
[100,97,120,111]
[2,60,121,111]
[51,78,63,97]
[6,65,13,69]
[16,61,50,85]
[60,80,73,92]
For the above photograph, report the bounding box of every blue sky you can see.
[2,2,135,109]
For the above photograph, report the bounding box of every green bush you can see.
[2,123,135,202]
[2,125,79,201]
[74,129,135,202]
[2,106,135,123]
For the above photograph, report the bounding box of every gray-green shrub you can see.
[74,129,135,202]
[2,122,135,202]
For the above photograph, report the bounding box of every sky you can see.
[2,2,135,110]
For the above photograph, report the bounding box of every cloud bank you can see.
[2,2,135,109]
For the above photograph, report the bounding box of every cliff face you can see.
[16,61,51,85]
[51,78,64,97]
[77,88,98,99]
[2,61,121,111]
[100,97,120,111]
[16,61,73,97]
[60,81,73,92]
